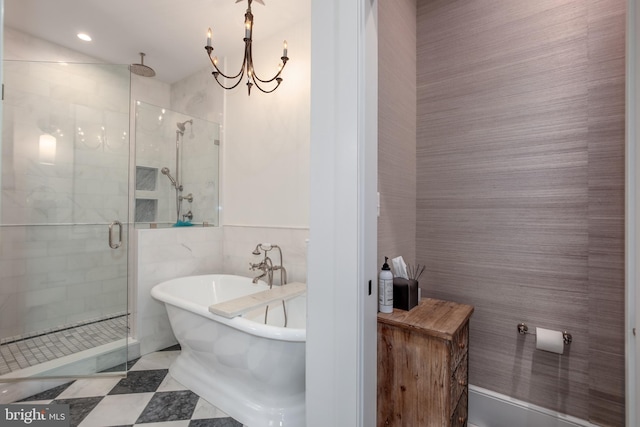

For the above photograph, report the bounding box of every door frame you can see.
[626,0,638,425]
[307,0,378,425]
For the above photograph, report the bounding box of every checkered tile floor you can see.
[14,345,245,427]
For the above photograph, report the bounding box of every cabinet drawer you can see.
[450,353,468,411]
[450,322,469,370]
[451,391,468,427]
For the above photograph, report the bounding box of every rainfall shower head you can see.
[161,167,177,187]
[129,52,156,77]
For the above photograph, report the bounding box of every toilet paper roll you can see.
[536,327,564,354]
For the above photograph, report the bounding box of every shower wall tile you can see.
[167,73,222,226]
[170,67,224,125]
[24,287,67,308]
[25,256,68,275]
[3,37,130,228]
[0,225,128,339]
[133,101,220,226]
[132,75,171,109]
[0,259,27,279]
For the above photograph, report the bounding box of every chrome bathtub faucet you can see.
[249,243,289,326]
[250,256,273,286]
[249,243,288,288]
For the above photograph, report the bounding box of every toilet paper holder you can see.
[517,322,572,345]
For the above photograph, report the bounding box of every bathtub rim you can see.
[151,274,306,342]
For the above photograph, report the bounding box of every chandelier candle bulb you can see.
[283,40,288,57]
[207,28,212,48]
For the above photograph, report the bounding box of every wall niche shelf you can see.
[136,166,157,191]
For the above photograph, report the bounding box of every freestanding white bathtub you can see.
[151,274,306,427]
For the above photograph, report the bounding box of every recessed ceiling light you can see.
[77,33,92,42]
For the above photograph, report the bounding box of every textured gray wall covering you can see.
[378,0,417,268]
[415,0,625,425]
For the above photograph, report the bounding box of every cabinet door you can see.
[378,324,450,426]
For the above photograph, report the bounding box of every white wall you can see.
[222,14,311,227]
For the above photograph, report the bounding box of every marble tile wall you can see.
[134,101,220,227]
[179,121,220,226]
[134,102,188,225]
[170,66,224,125]
[222,225,309,284]
[0,225,128,339]
[170,68,223,227]
[135,226,224,355]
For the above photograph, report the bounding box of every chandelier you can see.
[205,0,289,96]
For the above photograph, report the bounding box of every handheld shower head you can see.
[161,167,177,187]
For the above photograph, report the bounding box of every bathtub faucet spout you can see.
[250,257,273,287]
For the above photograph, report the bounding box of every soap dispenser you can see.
[379,256,393,313]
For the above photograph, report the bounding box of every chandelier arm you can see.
[212,71,246,90]
[251,61,287,84]
[250,76,283,94]
[207,52,247,80]
[246,44,288,84]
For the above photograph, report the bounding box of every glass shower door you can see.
[0,60,130,379]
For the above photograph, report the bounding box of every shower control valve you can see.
[180,193,194,203]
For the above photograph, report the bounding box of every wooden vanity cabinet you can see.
[377,298,474,426]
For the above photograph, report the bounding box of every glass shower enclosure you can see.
[135,101,220,228]
[0,60,130,379]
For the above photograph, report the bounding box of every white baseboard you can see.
[468,385,600,427]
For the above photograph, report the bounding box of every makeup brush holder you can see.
[393,278,419,311]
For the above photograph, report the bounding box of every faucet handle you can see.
[249,261,265,271]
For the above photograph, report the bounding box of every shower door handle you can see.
[108,220,123,249]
